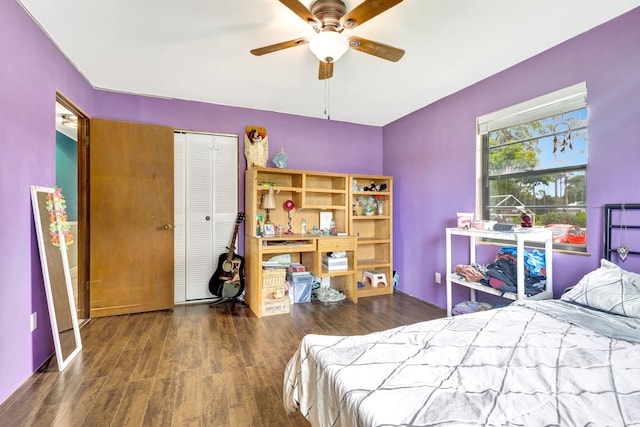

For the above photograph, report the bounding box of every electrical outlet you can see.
[435,272,441,284]
[30,312,37,332]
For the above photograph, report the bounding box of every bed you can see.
[283,206,640,426]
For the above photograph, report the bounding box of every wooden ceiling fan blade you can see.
[341,0,403,29]
[279,0,320,25]
[348,36,404,62]
[318,61,334,80]
[250,37,309,56]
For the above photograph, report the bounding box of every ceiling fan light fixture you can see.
[309,31,349,63]
[61,114,78,128]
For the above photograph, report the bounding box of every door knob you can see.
[205,216,211,221]
[163,224,172,230]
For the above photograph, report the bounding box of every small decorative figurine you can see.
[363,181,387,192]
[520,213,533,227]
[358,196,377,216]
[273,148,288,168]
[244,126,268,168]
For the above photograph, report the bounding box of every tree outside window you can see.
[482,107,588,252]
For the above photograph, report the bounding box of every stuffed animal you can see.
[364,181,377,191]
[364,182,388,192]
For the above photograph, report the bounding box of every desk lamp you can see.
[283,199,295,234]
[262,186,276,224]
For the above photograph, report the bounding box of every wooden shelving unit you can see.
[244,167,357,317]
[246,167,349,235]
[349,174,394,300]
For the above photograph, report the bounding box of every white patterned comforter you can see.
[283,300,640,426]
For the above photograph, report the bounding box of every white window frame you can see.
[475,82,588,252]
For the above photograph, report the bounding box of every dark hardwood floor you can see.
[0,292,445,427]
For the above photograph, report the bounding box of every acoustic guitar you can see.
[209,212,245,299]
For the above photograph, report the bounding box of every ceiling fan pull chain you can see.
[324,78,331,120]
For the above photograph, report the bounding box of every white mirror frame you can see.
[31,185,82,371]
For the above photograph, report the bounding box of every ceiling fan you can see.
[251,0,405,80]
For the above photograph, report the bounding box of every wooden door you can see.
[89,119,174,317]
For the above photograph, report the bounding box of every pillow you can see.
[561,259,640,318]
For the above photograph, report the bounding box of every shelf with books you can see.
[245,167,356,316]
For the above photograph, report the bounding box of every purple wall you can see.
[0,0,94,405]
[0,1,382,404]
[92,91,384,222]
[3,0,639,406]
[385,7,640,308]
[92,92,383,176]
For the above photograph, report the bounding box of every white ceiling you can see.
[19,0,640,126]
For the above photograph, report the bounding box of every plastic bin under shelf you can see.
[287,272,313,303]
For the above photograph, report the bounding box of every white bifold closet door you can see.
[174,132,239,302]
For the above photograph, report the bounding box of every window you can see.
[477,83,588,252]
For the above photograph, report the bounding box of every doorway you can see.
[55,94,89,322]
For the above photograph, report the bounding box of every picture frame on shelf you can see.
[263,223,276,236]
[319,211,332,231]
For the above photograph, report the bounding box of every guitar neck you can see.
[226,214,244,261]
[227,225,239,260]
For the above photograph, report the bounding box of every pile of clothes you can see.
[454,247,547,296]
[311,283,347,303]
[451,300,494,316]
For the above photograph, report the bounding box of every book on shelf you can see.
[287,270,312,277]
[287,263,306,272]
[262,261,289,269]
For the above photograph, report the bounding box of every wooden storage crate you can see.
[261,268,289,316]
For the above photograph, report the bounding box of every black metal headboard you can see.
[603,204,640,261]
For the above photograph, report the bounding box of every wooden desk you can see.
[245,234,357,317]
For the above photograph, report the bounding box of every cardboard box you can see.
[322,256,348,266]
[262,268,286,287]
[262,268,289,316]
[322,256,348,271]
[262,298,290,316]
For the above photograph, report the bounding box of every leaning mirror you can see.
[31,185,82,370]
